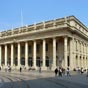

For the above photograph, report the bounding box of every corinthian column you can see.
[18,43,21,68]
[33,40,36,68]
[11,44,14,67]
[0,45,2,66]
[70,38,74,70]
[25,42,28,69]
[52,38,56,70]
[64,37,68,69]
[5,45,7,67]
[42,39,46,70]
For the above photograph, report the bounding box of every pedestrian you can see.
[54,68,58,76]
[58,67,62,77]
[0,67,1,71]
[62,68,65,75]
[80,67,84,74]
[39,67,41,73]
[86,69,88,77]
[67,67,71,76]
[20,67,22,72]
[9,67,11,72]
[8,66,11,72]
[77,67,80,74]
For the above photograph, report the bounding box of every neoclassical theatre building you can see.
[0,16,88,70]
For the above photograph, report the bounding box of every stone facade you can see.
[0,16,88,70]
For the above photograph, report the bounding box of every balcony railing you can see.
[0,16,87,38]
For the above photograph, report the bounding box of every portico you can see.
[0,36,69,70]
[0,16,88,70]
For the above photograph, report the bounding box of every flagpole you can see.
[21,9,23,28]
[19,9,23,32]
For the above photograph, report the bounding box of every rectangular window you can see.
[15,47,17,54]
[28,45,31,54]
[21,46,25,54]
[76,41,77,51]
[46,43,48,51]
[37,44,40,53]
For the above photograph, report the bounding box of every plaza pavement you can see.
[13,70,88,86]
[0,69,88,87]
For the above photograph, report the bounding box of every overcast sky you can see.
[0,0,88,31]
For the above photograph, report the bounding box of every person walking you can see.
[86,69,88,77]
[20,67,22,72]
[62,68,65,76]
[58,67,62,77]
[54,68,58,76]
[67,67,71,76]
[80,68,84,74]
[0,67,1,71]
[39,67,41,73]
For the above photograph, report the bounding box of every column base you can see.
[41,66,47,70]
[32,66,37,70]
[3,65,7,69]
[16,66,20,69]
[70,66,74,71]
[25,65,29,70]
[51,65,57,71]
[11,66,16,70]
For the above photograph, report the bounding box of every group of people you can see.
[74,67,88,75]
[4,66,11,72]
[54,67,71,77]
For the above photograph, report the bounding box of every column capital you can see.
[53,37,56,39]
[33,39,36,42]
[63,36,68,38]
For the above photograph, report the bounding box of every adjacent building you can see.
[0,16,88,70]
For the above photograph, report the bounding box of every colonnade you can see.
[0,37,69,70]
[0,37,88,70]
[73,39,88,69]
